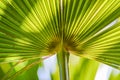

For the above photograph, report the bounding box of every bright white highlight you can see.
[37,55,57,80]
[95,64,112,80]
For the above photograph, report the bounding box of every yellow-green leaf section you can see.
[0,0,120,69]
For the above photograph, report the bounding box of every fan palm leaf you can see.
[0,0,120,80]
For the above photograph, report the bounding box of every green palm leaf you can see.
[0,0,120,80]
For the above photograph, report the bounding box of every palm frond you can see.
[62,0,120,69]
[0,1,120,79]
[0,0,60,63]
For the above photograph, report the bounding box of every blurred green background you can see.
[0,54,119,80]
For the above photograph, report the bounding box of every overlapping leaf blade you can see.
[0,0,60,63]
[63,0,120,69]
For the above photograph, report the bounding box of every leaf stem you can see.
[57,48,70,80]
